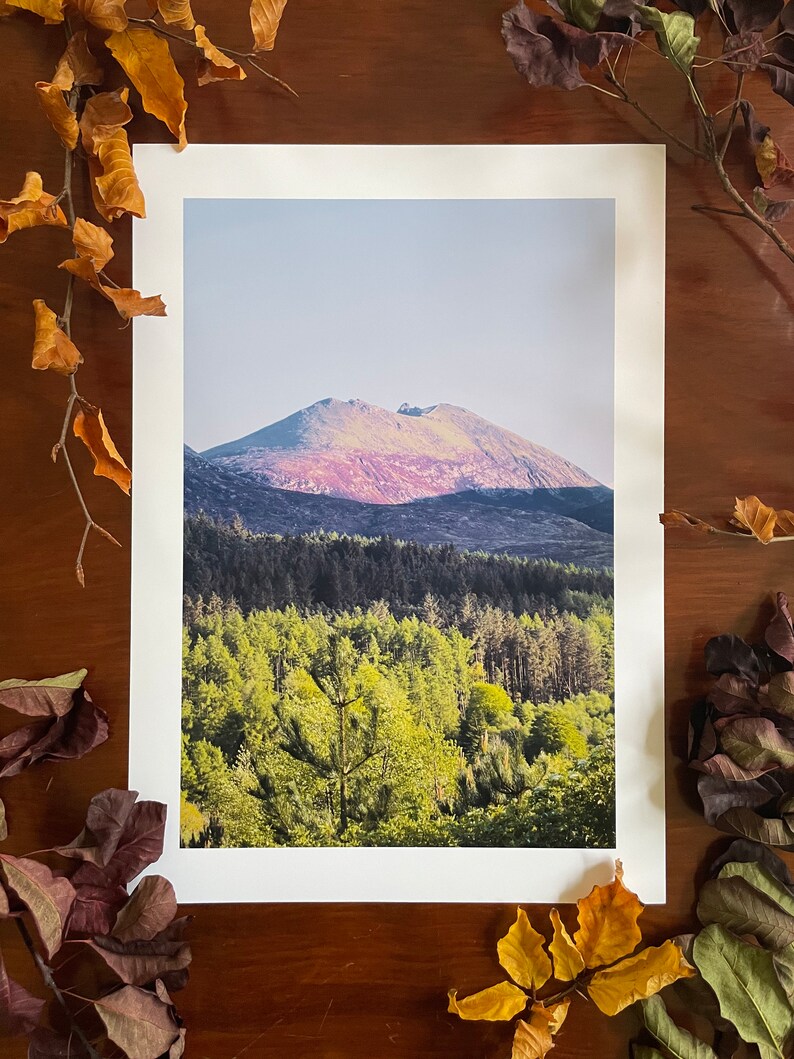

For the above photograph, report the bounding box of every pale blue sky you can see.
[184,198,615,485]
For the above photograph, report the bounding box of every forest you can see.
[181,516,616,849]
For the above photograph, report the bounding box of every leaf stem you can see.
[602,71,707,159]
[719,73,744,162]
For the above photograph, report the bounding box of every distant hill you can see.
[201,397,602,504]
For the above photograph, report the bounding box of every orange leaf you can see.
[72,217,114,270]
[497,908,552,992]
[732,496,777,544]
[587,940,695,1016]
[35,82,79,150]
[52,30,104,89]
[512,1016,554,1059]
[31,299,83,375]
[106,28,187,149]
[0,171,68,243]
[73,398,131,494]
[68,0,127,32]
[573,860,643,970]
[79,87,132,154]
[775,509,794,536]
[447,981,528,1022]
[659,510,719,534]
[548,909,585,982]
[89,128,146,222]
[194,24,246,85]
[756,134,794,189]
[60,256,165,319]
[250,0,288,51]
[156,0,193,29]
[6,0,63,22]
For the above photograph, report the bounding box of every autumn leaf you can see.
[52,30,104,88]
[79,87,132,152]
[497,908,552,991]
[549,908,585,981]
[92,129,146,221]
[58,791,167,885]
[31,299,83,376]
[34,82,78,149]
[755,134,794,188]
[113,876,177,943]
[250,0,288,51]
[73,397,131,494]
[587,939,694,1016]
[448,981,528,1021]
[194,25,246,85]
[95,985,179,1059]
[659,510,719,533]
[6,0,62,23]
[60,256,166,319]
[775,509,794,536]
[106,28,187,149]
[0,855,75,959]
[573,860,644,969]
[512,1016,553,1058]
[0,172,68,243]
[90,920,192,987]
[732,496,777,543]
[0,668,87,717]
[156,0,194,29]
[72,217,114,270]
[0,948,45,1037]
[69,0,128,32]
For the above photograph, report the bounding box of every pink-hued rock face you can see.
[202,398,600,505]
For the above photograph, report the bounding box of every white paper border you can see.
[130,144,666,904]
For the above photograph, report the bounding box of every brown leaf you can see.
[548,908,585,981]
[90,922,192,987]
[79,87,132,153]
[0,693,108,779]
[0,856,75,959]
[732,496,777,543]
[194,24,246,84]
[60,257,165,319]
[66,864,128,936]
[30,300,83,376]
[0,668,87,717]
[497,908,552,992]
[69,0,128,32]
[35,82,79,149]
[156,0,193,29]
[0,799,7,842]
[169,1028,186,1058]
[106,28,187,149]
[659,510,720,533]
[0,948,45,1036]
[95,985,179,1059]
[767,592,794,665]
[756,134,794,188]
[573,860,644,969]
[58,792,167,886]
[73,397,131,494]
[250,0,288,51]
[0,172,68,243]
[72,217,114,269]
[113,876,177,942]
[6,0,63,22]
[776,510,794,536]
[52,30,104,88]
[92,129,146,221]
[587,940,695,1015]
[448,981,528,1021]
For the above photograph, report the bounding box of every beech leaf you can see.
[636,7,700,75]
[448,981,528,1021]
[250,0,288,52]
[693,924,794,1054]
[113,876,177,942]
[30,299,83,376]
[106,28,187,149]
[721,716,794,771]
[6,0,62,22]
[660,510,719,533]
[573,860,643,968]
[79,88,132,152]
[90,919,192,987]
[641,993,718,1059]
[72,217,114,270]
[195,24,246,85]
[497,908,552,991]
[587,940,694,1016]
[0,948,45,1036]
[156,0,194,29]
[775,509,794,535]
[511,1015,553,1059]
[697,876,794,949]
[70,0,128,31]
[0,856,74,959]
[95,985,179,1059]
[548,908,585,981]
[60,256,166,320]
[0,668,86,716]
[0,172,68,243]
[72,397,131,494]
[732,495,778,542]
[52,30,104,88]
[34,82,78,150]
[80,90,145,222]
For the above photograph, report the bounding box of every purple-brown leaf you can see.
[725,0,784,32]
[66,862,128,936]
[705,634,762,683]
[94,985,180,1059]
[503,2,587,89]
[740,99,771,146]
[0,948,45,1036]
[58,790,166,885]
[57,788,139,866]
[697,772,782,825]
[723,31,766,73]
[113,876,177,943]
[0,855,75,959]
[0,693,108,778]
[722,716,794,771]
[0,669,87,717]
[767,592,794,666]
[710,838,794,886]
[28,1027,91,1058]
[90,918,192,987]
[709,673,762,715]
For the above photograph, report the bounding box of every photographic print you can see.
[131,145,665,901]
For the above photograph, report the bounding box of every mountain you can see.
[201,398,601,505]
[184,447,614,569]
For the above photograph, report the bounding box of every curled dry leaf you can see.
[67,862,128,935]
[73,397,131,494]
[60,257,166,319]
[766,592,794,664]
[732,495,777,543]
[72,217,113,269]
[0,172,68,243]
[69,0,127,32]
[756,134,794,189]
[0,948,45,1037]
[156,0,194,29]
[497,907,552,992]
[0,668,87,717]
[113,875,178,942]
[79,88,132,152]
[52,29,104,88]
[573,860,644,969]
[195,25,246,85]
[80,90,145,221]
[31,299,83,375]
[106,28,187,149]
[659,510,719,533]
[587,939,694,1016]
[641,994,718,1059]
[0,690,108,779]
[250,0,288,51]
[548,908,585,981]
[95,985,180,1059]
[511,1012,553,1059]
[448,981,528,1021]
[775,509,794,535]
[34,82,79,150]
[6,0,62,22]
[0,855,75,959]
[90,921,192,987]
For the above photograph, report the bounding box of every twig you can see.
[719,72,744,162]
[602,71,708,159]
[691,204,745,217]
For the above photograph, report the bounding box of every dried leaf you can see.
[719,805,794,849]
[113,876,177,942]
[92,129,146,221]
[708,673,760,715]
[60,256,166,319]
[694,753,776,782]
[95,985,179,1059]
[763,60,794,108]
[106,28,187,149]
[775,509,794,535]
[660,510,720,533]
[0,172,68,243]
[726,0,784,33]
[704,634,762,683]
[548,908,585,981]
[35,83,78,149]
[755,135,794,189]
[503,3,607,90]
[6,0,62,22]
[722,31,765,73]
[696,773,777,826]
[641,993,718,1059]
[710,840,794,887]
[90,923,193,987]
[0,693,108,779]
[28,1027,91,1058]
[448,981,528,1021]
[718,860,794,915]
[511,1015,554,1059]
[766,593,794,665]
[721,716,794,771]
[0,856,74,959]
[497,908,552,992]
[67,865,128,935]
[70,0,128,32]
[698,875,794,948]
[72,217,114,269]
[30,300,83,376]
[558,0,606,31]
[732,496,777,542]
[0,948,45,1036]
[156,0,193,29]
[72,397,131,494]
[636,6,700,74]
[194,24,246,84]
[769,672,794,717]
[0,800,7,842]
[79,88,132,152]
[250,0,288,51]
[52,30,104,88]
[0,668,87,716]
[587,940,694,1015]
[739,100,770,147]
[574,860,643,969]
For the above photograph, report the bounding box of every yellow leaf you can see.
[60,256,166,319]
[447,981,528,1022]
[497,908,552,992]
[35,82,79,150]
[250,0,288,51]
[587,940,695,1016]
[106,28,187,149]
[156,0,194,29]
[732,496,777,544]
[73,398,131,494]
[0,171,68,243]
[512,1017,554,1059]
[52,30,104,89]
[194,24,246,85]
[546,997,570,1036]
[573,860,643,969]
[775,509,794,536]
[69,0,127,32]
[548,909,585,982]
[72,217,114,270]
[6,0,63,22]
[31,299,83,375]
[756,134,794,189]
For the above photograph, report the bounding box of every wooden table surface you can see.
[1,2,793,1056]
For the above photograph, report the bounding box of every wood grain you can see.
[1,3,793,1055]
